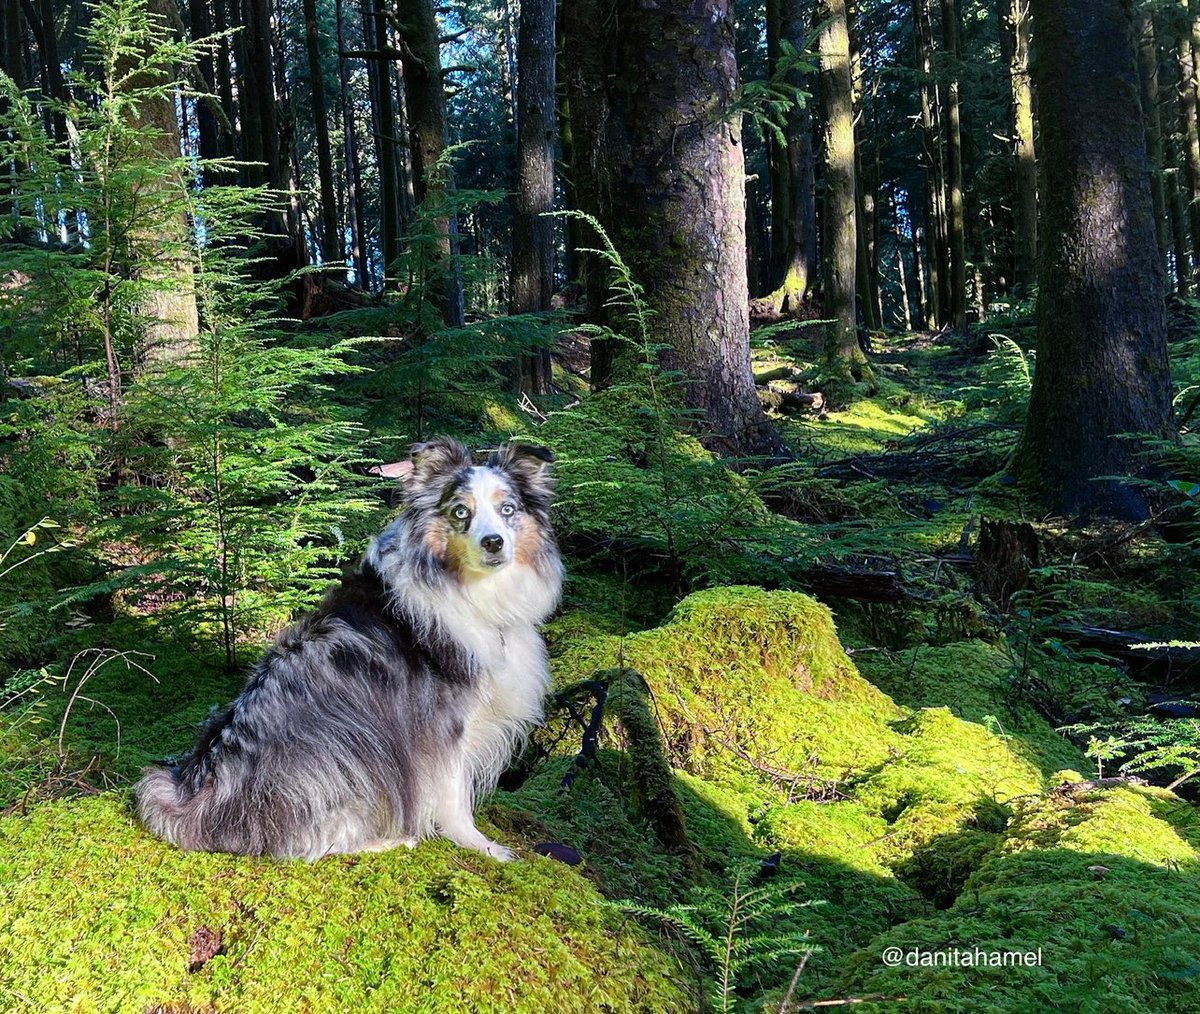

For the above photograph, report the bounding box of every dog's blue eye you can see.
[500,503,516,516]
[451,505,470,521]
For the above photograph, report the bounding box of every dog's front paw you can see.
[482,840,516,862]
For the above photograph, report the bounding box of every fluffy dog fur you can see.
[135,438,563,861]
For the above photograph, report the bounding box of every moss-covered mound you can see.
[0,795,692,1013]
[553,586,905,786]
[832,786,1200,1012]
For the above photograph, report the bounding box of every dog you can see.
[135,438,563,861]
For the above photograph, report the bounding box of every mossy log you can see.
[599,667,701,871]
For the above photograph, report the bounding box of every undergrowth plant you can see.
[0,0,383,668]
[611,861,822,1013]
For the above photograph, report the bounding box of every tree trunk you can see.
[848,2,880,333]
[336,0,370,286]
[913,0,945,329]
[1003,0,1037,296]
[1177,0,1200,285]
[1014,0,1174,521]
[764,0,816,315]
[511,0,556,395]
[132,0,201,363]
[1135,7,1168,274]
[559,0,615,385]
[602,0,783,455]
[894,195,914,330]
[818,0,872,391]
[360,0,401,277]
[1169,169,1192,295]
[303,0,341,265]
[398,0,464,326]
[941,0,967,329]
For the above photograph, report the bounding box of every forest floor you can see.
[2,310,1200,1012]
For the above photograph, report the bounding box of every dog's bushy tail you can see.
[135,767,211,851]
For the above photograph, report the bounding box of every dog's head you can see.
[405,438,556,579]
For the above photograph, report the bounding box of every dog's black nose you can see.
[481,534,504,554]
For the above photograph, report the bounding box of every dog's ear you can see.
[490,442,555,512]
[409,438,473,486]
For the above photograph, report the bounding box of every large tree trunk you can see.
[511,0,556,395]
[818,0,872,390]
[602,0,782,456]
[1002,0,1037,296]
[130,0,201,364]
[398,0,464,326]
[941,0,967,328]
[1014,0,1173,521]
[303,0,341,265]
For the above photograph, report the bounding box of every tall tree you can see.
[1002,0,1037,295]
[600,0,782,455]
[302,0,341,264]
[1176,0,1200,284]
[913,0,946,328]
[1014,0,1173,521]
[510,0,556,394]
[1135,6,1168,276]
[764,0,817,315]
[398,0,464,326]
[940,0,966,328]
[818,0,872,387]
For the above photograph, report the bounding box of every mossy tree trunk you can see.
[818,0,873,391]
[398,0,464,326]
[360,0,401,279]
[510,0,556,395]
[848,1,881,333]
[1014,0,1173,521]
[601,0,783,456]
[1002,0,1037,297]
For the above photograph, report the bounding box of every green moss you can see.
[0,794,693,1012]
[831,787,1200,1012]
[854,640,1091,776]
[553,587,905,788]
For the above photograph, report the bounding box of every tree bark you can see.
[303,0,341,265]
[601,0,783,455]
[398,0,464,326]
[818,0,872,391]
[511,0,556,394]
[1014,0,1174,521]
[941,0,967,329]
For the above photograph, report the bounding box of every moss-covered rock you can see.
[0,794,693,1013]
[829,786,1200,1012]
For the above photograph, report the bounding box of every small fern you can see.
[609,862,823,1012]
